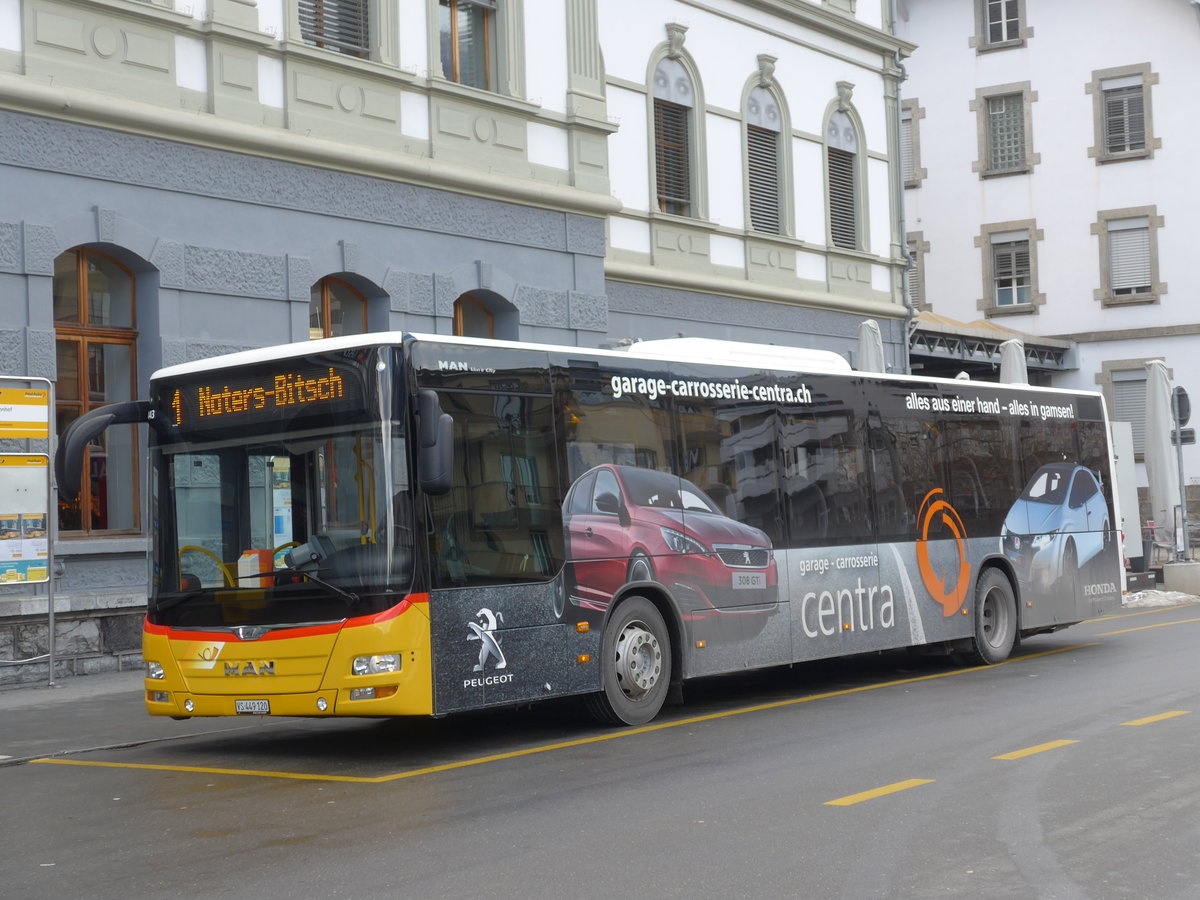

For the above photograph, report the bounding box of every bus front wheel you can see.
[957,569,1017,666]
[585,596,672,726]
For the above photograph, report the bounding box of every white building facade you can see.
[897,0,1200,489]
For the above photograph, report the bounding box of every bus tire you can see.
[585,595,672,726]
[959,569,1017,666]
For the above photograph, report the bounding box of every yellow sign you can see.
[0,388,50,440]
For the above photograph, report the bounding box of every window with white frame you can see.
[985,0,1019,43]
[826,110,859,250]
[992,234,1031,307]
[974,0,1028,51]
[653,57,695,217]
[976,221,1042,316]
[746,86,782,234]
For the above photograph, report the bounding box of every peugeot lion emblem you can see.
[467,608,506,672]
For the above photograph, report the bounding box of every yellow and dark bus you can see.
[56,333,1123,726]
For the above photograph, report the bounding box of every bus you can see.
[55,333,1123,726]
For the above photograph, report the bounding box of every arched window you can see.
[653,57,695,217]
[826,110,860,250]
[454,293,495,338]
[53,247,139,534]
[310,276,367,340]
[747,85,783,234]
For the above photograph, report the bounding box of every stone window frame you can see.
[1092,205,1166,309]
[645,23,709,222]
[428,0,526,99]
[900,98,927,189]
[970,82,1039,178]
[970,0,1032,53]
[823,81,868,252]
[905,231,930,311]
[741,56,794,237]
[1086,62,1160,164]
[974,219,1045,318]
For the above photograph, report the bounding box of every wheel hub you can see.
[614,621,662,697]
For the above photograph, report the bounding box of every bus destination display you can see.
[166,363,360,430]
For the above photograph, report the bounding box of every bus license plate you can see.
[235,699,270,715]
[732,572,766,590]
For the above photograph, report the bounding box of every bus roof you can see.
[150,332,1097,404]
[152,332,856,380]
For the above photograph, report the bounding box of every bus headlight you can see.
[146,660,165,680]
[352,654,402,676]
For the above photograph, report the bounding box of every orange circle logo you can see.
[916,489,970,617]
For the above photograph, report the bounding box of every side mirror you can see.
[55,400,153,500]
[595,491,631,527]
[417,390,453,496]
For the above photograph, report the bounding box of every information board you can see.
[0,455,50,583]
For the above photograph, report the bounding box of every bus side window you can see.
[429,391,563,587]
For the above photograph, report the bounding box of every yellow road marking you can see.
[1122,710,1191,727]
[993,739,1077,760]
[825,778,934,807]
[29,643,1096,784]
[1097,616,1200,637]
[1091,602,1199,623]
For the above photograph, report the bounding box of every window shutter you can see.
[992,239,1030,305]
[747,125,780,234]
[1112,371,1147,453]
[828,147,856,249]
[1103,85,1145,153]
[299,0,369,57]
[905,241,921,309]
[900,114,915,185]
[655,100,691,216]
[1109,221,1151,295]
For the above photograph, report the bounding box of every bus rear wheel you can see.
[585,596,672,726]
[956,569,1017,666]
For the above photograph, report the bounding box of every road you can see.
[4,600,1199,899]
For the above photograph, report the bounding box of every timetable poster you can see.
[0,456,50,583]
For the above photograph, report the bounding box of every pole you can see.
[1173,388,1190,558]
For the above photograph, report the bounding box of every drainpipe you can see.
[889,0,915,374]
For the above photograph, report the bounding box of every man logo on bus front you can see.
[916,489,970,617]
[467,607,507,671]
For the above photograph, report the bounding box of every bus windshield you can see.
[148,350,413,628]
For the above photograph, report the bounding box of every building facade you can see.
[0,0,912,681]
[897,0,1200,520]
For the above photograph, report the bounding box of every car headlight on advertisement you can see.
[1031,532,1055,550]
[352,653,402,676]
[660,526,707,555]
[146,660,165,680]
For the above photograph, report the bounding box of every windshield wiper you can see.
[263,567,359,607]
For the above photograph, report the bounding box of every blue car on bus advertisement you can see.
[1000,463,1110,593]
